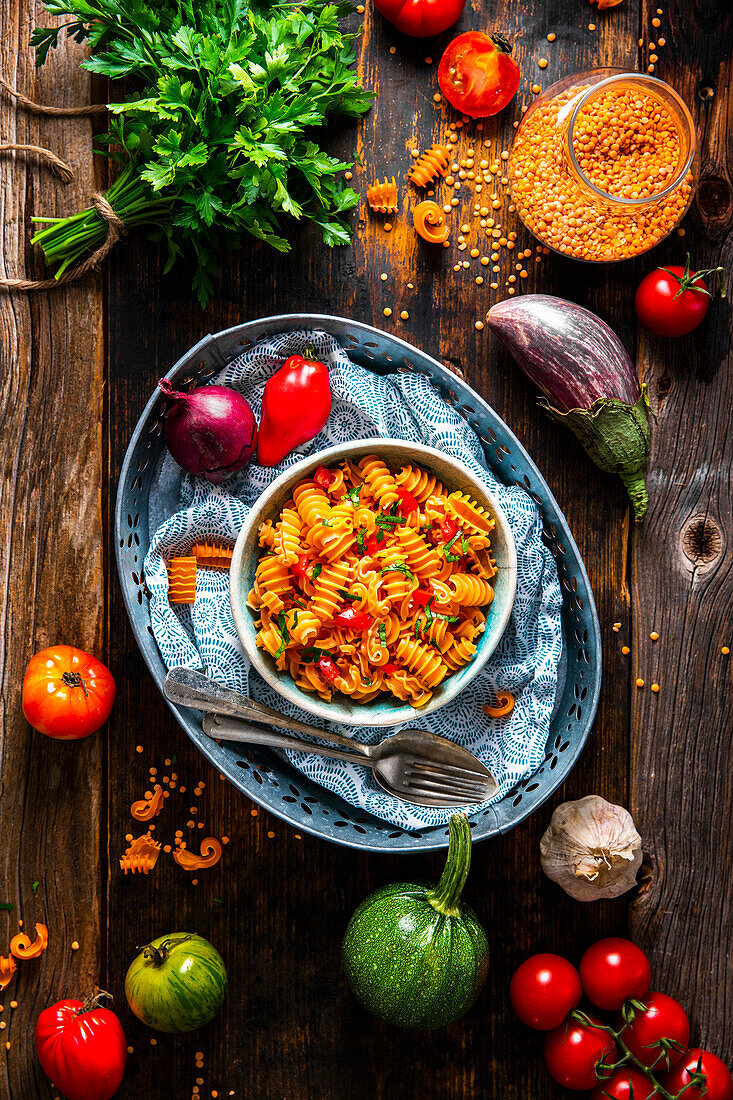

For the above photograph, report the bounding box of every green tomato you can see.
[125,933,226,1033]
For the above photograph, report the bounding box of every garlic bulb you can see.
[540,795,643,901]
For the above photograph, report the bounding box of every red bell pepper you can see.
[317,654,339,685]
[396,486,419,514]
[313,464,332,492]
[257,348,332,467]
[331,608,375,632]
[362,532,382,556]
[382,662,399,675]
[374,0,465,38]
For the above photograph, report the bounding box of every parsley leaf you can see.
[30,0,373,306]
[380,560,413,580]
[377,623,387,646]
[311,563,323,580]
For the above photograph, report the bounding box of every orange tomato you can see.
[22,645,116,740]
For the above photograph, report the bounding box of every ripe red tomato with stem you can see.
[619,992,690,1072]
[543,1015,617,1091]
[510,953,582,1030]
[35,994,127,1100]
[373,0,465,38]
[22,645,116,740]
[634,254,726,336]
[438,32,520,118]
[580,938,651,1011]
[590,1067,656,1100]
[660,1049,733,1100]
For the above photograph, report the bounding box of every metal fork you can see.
[164,667,497,808]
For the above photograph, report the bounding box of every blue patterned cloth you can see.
[144,330,563,829]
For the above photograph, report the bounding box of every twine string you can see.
[0,143,74,182]
[0,74,107,116]
[0,192,125,291]
[0,75,115,290]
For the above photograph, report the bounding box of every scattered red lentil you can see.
[267,830,275,839]
[651,683,660,693]
[127,1046,134,1054]
[622,646,630,655]
[636,678,645,688]
[722,646,730,655]
[650,631,659,641]
[71,941,79,951]
[612,622,621,632]
[400,310,409,320]
[135,745,143,754]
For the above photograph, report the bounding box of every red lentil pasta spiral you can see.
[246,458,498,707]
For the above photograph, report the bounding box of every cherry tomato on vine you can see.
[373,0,465,38]
[580,938,651,1011]
[510,953,582,1030]
[438,32,520,118]
[590,1068,656,1100]
[620,992,690,1072]
[543,1016,617,1091]
[634,255,726,337]
[660,1049,733,1100]
[35,995,127,1100]
[22,646,116,740]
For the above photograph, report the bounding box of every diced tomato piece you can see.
[292,553,310,579]
[440,518,459,542]
[317,655,339,684]
[382,662,398,675]
[412,589,432,608]
[314,465,332,491]
[396,486,419,514]
[331,608,374,632]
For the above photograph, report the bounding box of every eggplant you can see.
[488,295,651,521]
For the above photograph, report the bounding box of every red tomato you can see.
[318,654,340,685]
[620,992,690,1072]
[396,485,419,514]
[313,464,332,491]
[36,997,127,1100]
[23,646,116,740]
[438,32,520,118]
[660,1049,733,1100]
[591,1068,656,1100]
[544,1016,617,1091]
[580,938,651,1010]
[330,608,375,632]
[510,954,582,1030]
[634,255,725,336]
[373,0,464,38]
[382,662,399,675]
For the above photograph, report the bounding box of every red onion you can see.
[157,379,257,484]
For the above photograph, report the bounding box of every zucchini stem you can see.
[427,813,472,917]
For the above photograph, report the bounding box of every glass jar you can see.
[508,69,698,262]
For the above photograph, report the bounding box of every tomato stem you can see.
[572,1009,707,1100]
[660,253,727,301]
[77,989,113,1016]
[61,670,88,698]
[143,934,195,968]
[489,32,513,54]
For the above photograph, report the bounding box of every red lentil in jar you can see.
[508,70,697,261]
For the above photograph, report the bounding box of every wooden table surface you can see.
[1,0,731,1096]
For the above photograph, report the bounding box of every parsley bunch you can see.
[30,0,372,305]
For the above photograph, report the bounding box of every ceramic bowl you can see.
[230,438,517,727]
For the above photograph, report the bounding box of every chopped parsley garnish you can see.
[321,518,332,527]
[31,881,40,896]
[356,529,365,553]
[378,623,387,646]
[375,513,406,527]
[376,528,386,544]
[0,902,13,912]
[389,502,400,516]
[273,611,290,659]
[311,563,323,581]
[444,531,463,562]
[338,589,358,601]
[380,560,413,580]
[345,485,362,506]
[300,646,330,663]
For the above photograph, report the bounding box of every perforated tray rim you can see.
[115,313,602,852]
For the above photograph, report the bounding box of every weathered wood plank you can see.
[0,1,104,1095]
[630,0,733,1061]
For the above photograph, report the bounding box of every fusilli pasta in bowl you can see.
[230,440,517,727]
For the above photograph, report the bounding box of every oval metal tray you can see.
[115,314,601,852]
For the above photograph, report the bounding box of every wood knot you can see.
[682,515,722,565]
[697,174,732,220]
[635,855,655,898]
